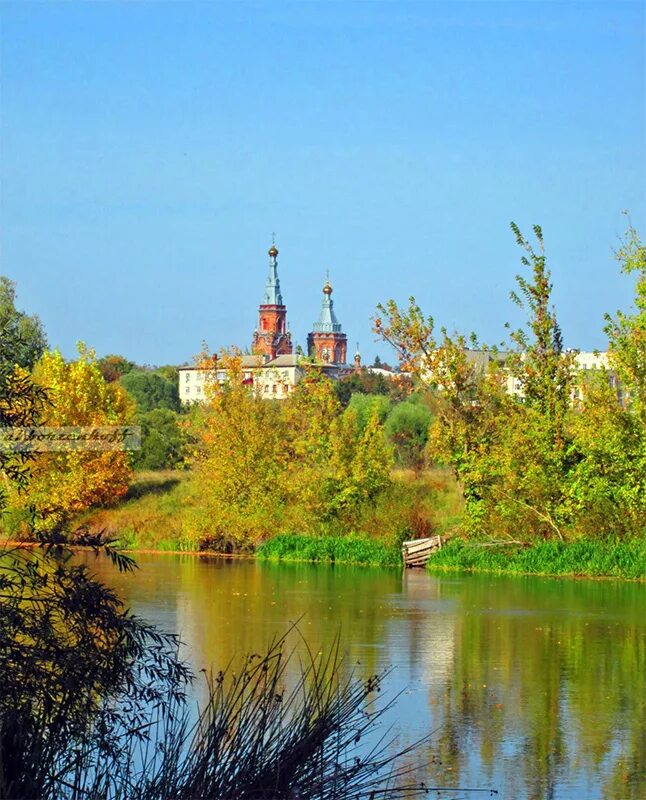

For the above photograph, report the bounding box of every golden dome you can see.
[323,280,333,295]
[268,243,279,258]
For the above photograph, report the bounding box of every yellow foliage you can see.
[9,344,135,532]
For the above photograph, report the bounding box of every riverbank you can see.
[5,469,645,579]
[426,537,646,580]
[67,467,463,555]
[256,533,401,567]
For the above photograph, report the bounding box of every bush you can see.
[385,399,433,469]
[120,370,180,413]
[132,409,187,471]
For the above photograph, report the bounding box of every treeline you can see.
[0,276,444,547]
[2,217,643,553]
[376,219,645,543]
[185,356,435,551]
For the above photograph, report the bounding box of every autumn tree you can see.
[6,345,135,534]
[604,215,646,419]
[97,354,135,383]
[191,352,289,548]
[375,224,582,540]
[351,407,393,501]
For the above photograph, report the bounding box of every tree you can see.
[385,398,433,470]
[132,408,187,471]
[374,223,580,540]
[120,370,180,413]
[0,277,47,370]
[604,216,646,419]
[333,370,389,407]
[346,393,392,432]
[7,345,135,534]
[192,353,289,548]
[97,354,135,383]
[351,407,393,501]
[0,366,47,516]
[507,223,576,449]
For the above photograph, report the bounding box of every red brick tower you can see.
[307,277,347,364]
[252,241,293,360]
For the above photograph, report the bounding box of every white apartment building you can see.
[178,354,304,404]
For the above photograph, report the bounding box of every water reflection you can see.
[84,554,646,800]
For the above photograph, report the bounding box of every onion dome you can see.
[268,243,279,258]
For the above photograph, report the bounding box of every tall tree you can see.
[6,345,135,534]
[0,277,47,370]
[120,370,180,413]
[604,216,646,419]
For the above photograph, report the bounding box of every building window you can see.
[186,386,190,394]
[272,385,277,394]
[185,373,190,381]
[264,385,269,393]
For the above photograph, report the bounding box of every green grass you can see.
[72,470,199,552]
[427,537,646,580]
[256,533,402,567]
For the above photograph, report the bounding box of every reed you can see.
[257,533,402,567]
[426,537,646,580]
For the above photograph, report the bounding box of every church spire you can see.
[307,273,347,365]
[252,237,292,359]
[312,275,342,333]
[263,236,283,305]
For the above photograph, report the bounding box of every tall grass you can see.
[257,533,401,567]
[3,633,428,799]
[427,537,646,580]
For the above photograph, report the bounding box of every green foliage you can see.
[132,409,187,471]
[120,370,180,413]
[334,370,389,406]
[346,392,392,431]
[97,354,135,383]
[257,533,401,566]
[0,277,47,370]
[384,398,433,469]
[427,537,646,580]
[351,408,393,501]
[605,214,646,419]
[188,359,397,549]
[376,221,646,542]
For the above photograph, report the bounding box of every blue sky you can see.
[1,1,644,365]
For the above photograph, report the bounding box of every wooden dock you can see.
[402,535,443,568]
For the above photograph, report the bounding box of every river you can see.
[86,553,645,800]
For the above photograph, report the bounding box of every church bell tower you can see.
[307,276,347,365]
[252,240,293,360]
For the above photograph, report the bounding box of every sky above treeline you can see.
[2,1,644,366]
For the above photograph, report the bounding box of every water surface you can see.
[87,554,646,799]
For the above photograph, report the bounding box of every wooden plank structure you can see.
[402,535,443,568]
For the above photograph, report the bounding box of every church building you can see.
[252,242,293,359]
[307,277,347,365]
[178,240,356,404]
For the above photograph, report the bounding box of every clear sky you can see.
[1,1,644,365]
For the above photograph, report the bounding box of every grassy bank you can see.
[72,470,199,552]
[66,467,463,555]
[427,537,646,580]
[256,533,401,567]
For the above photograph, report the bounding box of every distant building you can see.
[179,240,357,404]
[459,348,617,403]
[306,278,347,365]
[251,243,293,360]
[178,354,304,404]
